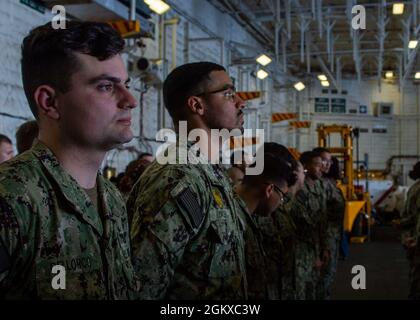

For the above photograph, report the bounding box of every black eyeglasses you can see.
[264,183,289,203]
[195,85,237,102]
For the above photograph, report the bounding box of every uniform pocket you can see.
[208,212,238,278]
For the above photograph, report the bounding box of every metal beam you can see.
[402,35,420,84]
[317,0,323,38]
[376,0,389,91]
[298,17,310,63]
[317,55,340,90]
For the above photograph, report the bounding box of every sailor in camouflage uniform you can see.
[250,143,302,300]
[234,154,295,300]
[401,162,420,299]
[128,62,247,299]
[0,21,138,299]
[313,148,345,299]
[278,160,306,300]
[291,151,327,300]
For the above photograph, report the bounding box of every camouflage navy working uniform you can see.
[402,180,420,299]
[291,179,327,300]
[277,196,298,300]
[0,142,138,299]
[234,193,272,300]
[253,193,299,300]
[319,178,345,298]
[128,142,247,299]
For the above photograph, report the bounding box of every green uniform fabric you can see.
[291,179,326,300]
[128,142,247,300]
[0,142,138,300]
[234,194,272,300]
[402,180,420,299]
[320,178,345,298]
[277,198,298,300]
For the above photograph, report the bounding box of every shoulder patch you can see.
[212,188,224,208]
[175,187,204,229]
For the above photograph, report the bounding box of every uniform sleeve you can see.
[401,190,420,240]
[129,179,204,299]
[0,197,20,288]
[326,182,346,225]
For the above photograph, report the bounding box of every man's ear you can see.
[186,96,205,116]
[264,183,274,199]
[34,85,60,120]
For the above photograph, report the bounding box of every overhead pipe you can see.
[376,1,389,92]
[331,34,339,71]
[183,21,189,64]
[347,0,354,39]
[282,29,288,73]
[287,47,404,57]
[306,31,311,73]
[317,0,323,38]
[286,0,292,40]
[130,0,136,20]
[298,17,310,63]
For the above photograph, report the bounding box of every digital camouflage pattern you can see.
[290,179,326,300]
[0,142,138,300]
[319,178,345,298]
[276,197,298,300]
[401,180,420,243]
[402,180,420,299]
[127,142,247,300]
[233,193,271,300]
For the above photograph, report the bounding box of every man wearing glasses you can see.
[233,153,295,299]
[128,62,247,299]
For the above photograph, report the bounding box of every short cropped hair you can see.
[243,153,296,188]
[409,161,420,180]
[15,120,38,154]
[313,147,330,155]
[300,151,321,166]
[0,134,12,145]
[163,62,226,122]
[262,142,294,164]
[21,21,125,119]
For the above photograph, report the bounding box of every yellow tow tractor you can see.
[317,124,372,243]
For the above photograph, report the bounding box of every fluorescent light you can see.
[385,71,394,79]
[392,3,404,15]
[409,40,418,49]
[256,54,272,66]
[415,72,420,79]
[321,80,330,87]
[257,69,269,80]
[144,0,170,15]
[317,74,327,81]
[294,82,305,91]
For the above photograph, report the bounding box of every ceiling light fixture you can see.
[256,54,272,66]
[409,40,418,49]
[385,71,394,79]
[392,3,404,15]
[294,82,305,91]
[144,0,170,15]
[257,69,269,80]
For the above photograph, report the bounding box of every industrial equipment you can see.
[317,124,372,243]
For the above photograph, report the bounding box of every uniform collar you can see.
[32,142,120,236]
